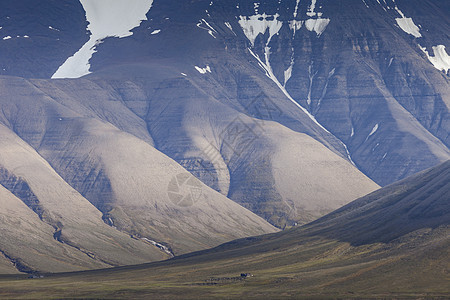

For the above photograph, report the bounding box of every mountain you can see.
[0,98,277,273]
[1,0,448,184]
[1,160,446,298]
[0,0,448,273]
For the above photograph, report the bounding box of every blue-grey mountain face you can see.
[0,0,448,273]
[88,0,450,185]
[0,0,88,78]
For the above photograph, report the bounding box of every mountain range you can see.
[0,0,448,275]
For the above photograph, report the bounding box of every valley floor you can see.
[0,227,448,299]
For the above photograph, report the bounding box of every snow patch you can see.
[238,13,282,47]
[293,0,301,18]
[224,22,236,35]
[195,65,212,74]
[52,0,154,79]
[305,18,330,36]
[254,2,260,14]
[307,0,317,17]
[2,36,11,40]
[197,19,217,39]
[307,63,318,105]
[366,123,379,140]
[289,20,303,33]
[420,45,450,74]
[343,142,356,166]
[394,6,421,38]
[388,57,394,67]
[150,29,161,35]
[284,57,294,87]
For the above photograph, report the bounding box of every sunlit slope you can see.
[0,77,277,261]
[0,124,169,272]
[28,74,379,228]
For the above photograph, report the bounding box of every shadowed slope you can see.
[305,160,450,245]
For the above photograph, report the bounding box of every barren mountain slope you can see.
[0,123,170,272]
[0,184,111,273]
[0,77,277,259]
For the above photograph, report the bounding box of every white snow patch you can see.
[367,123,379,140]
[150,29,161,35]
[305,18,330,36]
[394,7,421,38]
[181,73,187,76]
[238,13,282,47]
[48,26,60,31]
[388,57,394,67]
[307,63,318,105]
[293,0,301,18]
[307,0,317,17]
[420,45,450,73]
[254,3,260,14]
[289,20,303,33]
[361,0,369,8]
[197,19,217,39]
[195,65,212,74]
[372,143,380,151]
[2,36,11,40]
[224,22,236,35]
[52,0,154,79]
[284,57,294,87]
[351,127,354,137]
[343,142,356,166]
